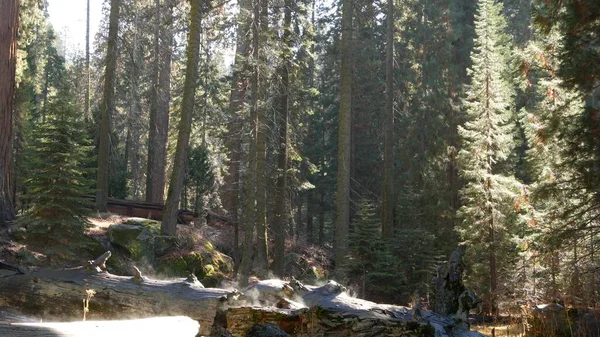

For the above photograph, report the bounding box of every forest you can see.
[0,0,599,332]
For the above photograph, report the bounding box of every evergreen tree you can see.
[273,0,292,277]
[146,0,174,204]
[456,0,521,314]
[96,0,120,212]
[162,0,206,235]
[534,0,600,92]
[382,0,394,238]
[186,145,215,215]
[21,91,94,253]
[390,228,444,303]
[0,0,19,225]
[519,27,598,305]
[335,0,353,276]
[345,201,399,300]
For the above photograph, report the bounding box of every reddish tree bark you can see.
[0,0,19,225]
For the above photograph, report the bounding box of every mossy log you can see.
[0,252,235,335]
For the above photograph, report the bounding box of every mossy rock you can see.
[122,218,161,230]
[201,272,227,288]
[108,220,160,261]
[155,241,233,285]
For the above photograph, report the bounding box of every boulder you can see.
[108,219,161,261]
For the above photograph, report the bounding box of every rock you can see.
[155,245,233,287]
[108,220,160,261]
[246,323,291,337]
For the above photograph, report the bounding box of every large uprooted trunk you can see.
[0,252,485,337]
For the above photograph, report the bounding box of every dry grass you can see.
[473,322,525,337]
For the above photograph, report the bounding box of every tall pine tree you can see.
[457,0,520,315]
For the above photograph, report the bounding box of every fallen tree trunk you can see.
[0,252,235,335]
[219,279,485,337]
[0,316,199,337]
[0,253,485,337]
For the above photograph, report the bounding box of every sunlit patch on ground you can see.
[473,322,525,337]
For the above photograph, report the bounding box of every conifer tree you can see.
[457,0,520,314]
[21,90,94,253]
[346,201,405,301]
[96,0,120,212]
[162,0,205,235]
[0,0,18,225]
[345,202,387,298]
[519,27,597,304]
[335,0,353,277]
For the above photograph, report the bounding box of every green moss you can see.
[203,264,215,276]
[108,223,156,261]
[201,273,226,287]
[122,218,161,232]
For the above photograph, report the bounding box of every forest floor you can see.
[472,321,525,337]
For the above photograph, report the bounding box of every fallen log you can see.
[0,252,486,337]
[83,195,197,224]
[219,279,486,337]
[0,252,236,335]
[0,316,199,337]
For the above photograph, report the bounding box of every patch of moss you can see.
[203,264,215,276]
[122,218,161,232]
[108,223,156,261]
[201,272,226,288]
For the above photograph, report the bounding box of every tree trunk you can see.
[296,194,302,241]
[382,0,394,238]
[85,0,90,120]
[0,267,484,337]
[146,0,173,204]
[0,317,199,337]
[0,0,18,225]
[335,0,353,275]
[96,0,120,212]
[220,279,482,337]
[147,0,161,202]
[224,0,252,276]
[128,0,143,199]
[273,0,291,277]
[306,193,313,244]
[0,264,233,336]
[239,0,261,286]
[254,0,269,278]
[161,0,204,236]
